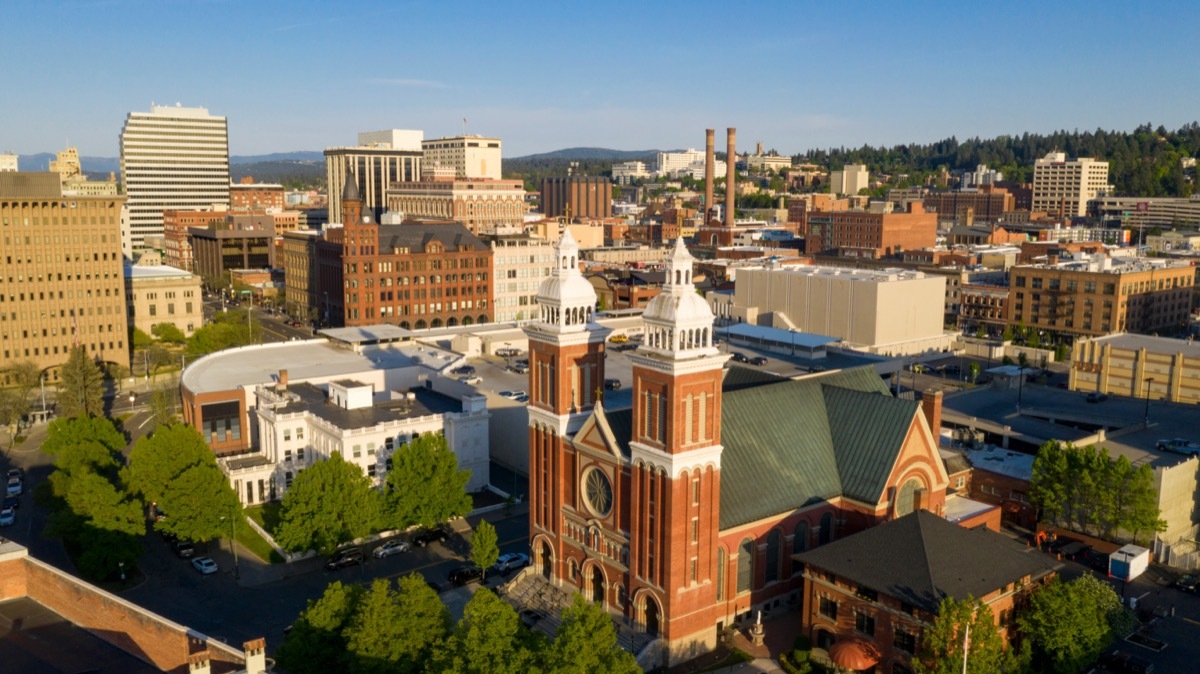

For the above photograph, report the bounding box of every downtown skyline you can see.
[2,0,1199,159]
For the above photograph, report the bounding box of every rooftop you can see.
[0,596,161,673]
[963,445,1035,481]
[125,263,196,280]
[943,494,999,524]
[797,510,1061,613]
[1081,332,1200,358]
[272,382,461,430]
[743,264,930,283]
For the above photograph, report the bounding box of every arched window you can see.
[819,512,834,545]
[717,547,726,601]
[896,478,923,517]
[737,537,753,593]
[792,520,809,575]
[765,529,781,584]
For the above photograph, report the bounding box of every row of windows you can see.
[3,339,124,360]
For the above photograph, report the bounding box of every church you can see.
[523,232,950,664]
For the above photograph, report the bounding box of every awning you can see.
[829,638,880,670]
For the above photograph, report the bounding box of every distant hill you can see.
[231,151,324,164]
[509,147,660,161]
[16,151,324,173]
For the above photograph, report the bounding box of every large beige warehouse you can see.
[718,263,950,355]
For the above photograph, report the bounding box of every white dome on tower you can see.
[640,238,718,358]
[533,228,597,333]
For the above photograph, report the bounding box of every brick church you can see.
[523,233,950,664]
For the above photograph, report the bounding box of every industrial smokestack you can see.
[704,129,715,223]
[725,128,736,228]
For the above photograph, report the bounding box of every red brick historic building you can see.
[525,235,952,665]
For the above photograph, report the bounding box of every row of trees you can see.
[40,416,241,580]
[185,306,260,358]
[274,434,473,555]
[276,578,640,674]
[1030,441,1165,542]
[916,574,1132,674]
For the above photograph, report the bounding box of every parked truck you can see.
[1109,544,1150,582]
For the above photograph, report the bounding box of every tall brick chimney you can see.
[725,128,736,228]
[921,389,943,438]
[187,650,212,674]
[278,369,289,392]
[704,129,715,223]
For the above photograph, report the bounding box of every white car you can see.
[499,390,527,400]
[191,556,219,575]
[373,540,412,558]
[5,478,21,497]
[458,375,483,385]
[494,552,531,573]
[0,507,14,527]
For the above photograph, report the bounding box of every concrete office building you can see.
[325,133,424,224]
[162,209,228,271]
[1145,230,1200,253]
[0,152,16,172]
[385,176,526,233]
[1007,255,1194,338]
[828,164,868,197]
[727,263,950,355]
[540,176,613,219]
[189,218,276,284]
[745,153,792,173]
[1092,195,1200,231]
[119,104,230,251]
[125,257,203,338]
[483,232,555,323]
[656,148,706,175]
[1070,333,1200,405]
[422,135,502,180]
[1032,152,1110,217]
[0,172,129,376]
[611,161,652,184]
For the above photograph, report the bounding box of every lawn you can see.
[245,501,283,536]
[240,504,285,563]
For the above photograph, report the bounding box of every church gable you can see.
[824,386,920,504]
[570,403,626,460]
[879,413,951,515]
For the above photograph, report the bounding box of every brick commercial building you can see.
[229,177,285,211]
[297,176,494,329]
[1007,256,1195,338]
[524,235,955,665]
[923,186,1016,225]
[385,175,526,234]
[163,209,227,271]
[0,172,129,377]
[797,511,1059,672]
[541,176,613,219]
[802,203,936,259]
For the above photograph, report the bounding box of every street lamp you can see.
[129,392,136,414]
[1144,377,1155,428]
[221,510,241,581]
[118,561,125,582]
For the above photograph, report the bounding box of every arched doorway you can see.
[477,314,488,324]
[643,594,661,636]
[815,628,836,650]
[447,317,458,327]
[538,539,553,580]
[431,318,443,328]
[586,564,604,604]
[415,319,427,330]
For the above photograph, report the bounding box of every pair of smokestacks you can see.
[704,128,736,227]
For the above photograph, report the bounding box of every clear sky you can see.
[2,0,1198,159]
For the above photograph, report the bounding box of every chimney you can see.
[278,369,289,392]
[704,129,715,224]
[725,128,736,228]
[921,389,943,438]
[187,651,212,674]
[243,638,267,674]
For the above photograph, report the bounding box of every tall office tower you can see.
[422,135,502,179]
[325,129,424,224]
[119,104,230,251]
[0,152,17,172]
[0,172,130,377]
[1032,152,1110,217]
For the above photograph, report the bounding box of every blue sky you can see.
[2,0,1198,158]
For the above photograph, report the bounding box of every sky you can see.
[2,0,1199,159]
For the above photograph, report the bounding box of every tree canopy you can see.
[275,581,364,674]
[57,346,105,418]
[545,594,642,674]
[151,322,186,344]
[382,433,472,530]
[1018,575,1126,674]
[435,589,541,674]
[124,424,242,543]
[185,309,259,357]
[470,520,499,580]
[275,452,382,554]
[913,595,1021,674]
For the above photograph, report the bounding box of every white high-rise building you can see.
[1032,152,1110,217]
[421,135,502,179]
[829,164,869,196]
[656,148,706,175]
[0,152,17,172]
[119,104,230,251]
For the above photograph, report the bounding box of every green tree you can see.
[1124,463,1166,543]
[344,575,451,674]
[545,594,641,674]
[132,327,154,349]
[0,389,23,442]
[471,520,499,580]
[151,322,186,344]
[147,385,178,430]
[382,433,472,530]
[276,581,364,674]
[968,362,981,384]
[1001,325,1014,342]
[40,416,126,483]
[145,344,171,380]
[913,596,1017,674]
[1018,575,1123,674]
[4,359,43,409]
[124,425,242,543]
[1030,441,1070,527]
[276,452,382,554]
[436,587,541,674]
[185,310,259,357]
[57,346,105,418]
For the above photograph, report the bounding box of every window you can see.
[765,529,781,584]
[819,597,838,621]
[296,428,303,440]
[717,548,726,600]
[737,538,753,593]
[894,630,917,654]
[955,476,965,489]
[692,477,700,504]
[792,521,808,575]
[283,429,291,442]
[854,610,875,636]
[297,448,304,461]
[691,519,699,544]
[353,444,362,458]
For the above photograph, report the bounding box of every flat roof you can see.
[964,445,1035,481]
[723,323,842,349]
[126,264,196,280]
[741,264,930,282]
[943,494,999,524]
[1083,333,1200,358]
[279,383,460,430]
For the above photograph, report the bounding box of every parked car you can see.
[519,608,542,627]
[191,557,219,575]
[6,468,22,481]
[513,393,530,403]
[494,552,531,573]
[3,496,19,511]
[509,364,530,374]
[448,565,483,586]
[604,378,622,391]
[608,334,628,344]
[373,540,412,559]
[750,356,768,366]
[5,478,22,497]
[1086,392,1109,403]
[325,548,365,571]
[411,526,449,548]
[1099,650,1155,674]
[173,540,197,558]
[1174,573,1199,593]
[730,352,750,364]
[496,348,521,358]
[1156,438,1199,456]
[499,390,528,401]
[451,365,476,376]
[457,375,483,385]
[0,507,14,527]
